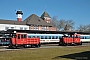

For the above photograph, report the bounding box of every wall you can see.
[0,24,29,31]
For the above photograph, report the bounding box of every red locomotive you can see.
[9,33,41,48]
[59,34,82,46]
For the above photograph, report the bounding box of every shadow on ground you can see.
[53,51,90,60]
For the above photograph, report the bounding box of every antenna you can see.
[45,5,46,11]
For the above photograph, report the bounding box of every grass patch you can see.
[0,46,90,60]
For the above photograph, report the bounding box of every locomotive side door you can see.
[16,33,23,45]
[21,34,27,44]
[16,33,27,45]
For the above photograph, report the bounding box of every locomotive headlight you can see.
[14,31,16,33]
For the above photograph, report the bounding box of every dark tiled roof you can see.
[41,11,51,19]
[0,14,55,27]
[24,14,54,26]
[0,19,26,25]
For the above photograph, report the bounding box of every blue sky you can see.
[0,0,90,29]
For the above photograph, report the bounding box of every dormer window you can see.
[38,19,41,22]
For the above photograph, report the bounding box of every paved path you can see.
[0,44,90,51]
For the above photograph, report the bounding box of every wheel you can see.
[80,42,82,45]
[38,43,41,47]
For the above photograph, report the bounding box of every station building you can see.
[0,10,56,31]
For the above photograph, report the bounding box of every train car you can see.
[0,37,10,46]
[80,35,90,43]
[0,34,11,46]
[8,33,41,48]
[27,34,63,44]
[27,34,90,44]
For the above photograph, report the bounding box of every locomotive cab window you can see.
[18,34,20,39]
[24,34,27,38]
[21,35,23,38]
[21,34,27,38]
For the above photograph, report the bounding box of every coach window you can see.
[37,36,40,38]
[80,36,84,39]
[33,36,36,38]
[52,36,54,39]
[86,36,89,39]
[54,36,56,39]
[49,36,51,39]
[89,36,90,39]
[59,36,61,39]
[45,36,47,39]
[18,34,20,39]
[56,36,58,39]
[41,36,44,39]
[30,36,32,38]
[28,36,31,38]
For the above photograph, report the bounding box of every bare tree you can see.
[51,16,59,30]
[65,20,74,30]
[77,24,88,32]
[58,19,66,30]
[51,16,75,31]
[58,19,74,31]
[87,24,90,32]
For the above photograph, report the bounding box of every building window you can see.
[5,27,9,30]
[29,25,33,30]
[20,27,23,30]
[42,27,45,31]
[42,26,48,31]
[34,25,38,30]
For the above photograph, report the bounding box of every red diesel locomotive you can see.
[8,33,41,48]
[59,34,82,46]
